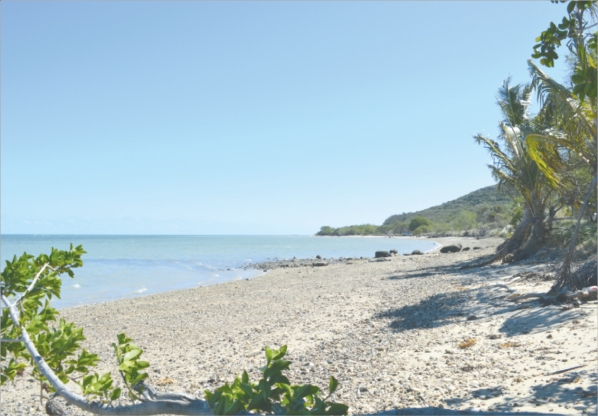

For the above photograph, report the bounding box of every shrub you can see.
[409,217,432,231]
[205,345,348,415]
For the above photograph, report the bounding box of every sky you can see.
[1,1,570,235]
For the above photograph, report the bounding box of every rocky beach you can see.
[1,236,596,415]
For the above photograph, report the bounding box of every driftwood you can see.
[510,292,557,303]
[510,286,596,304]
[562,287,598,302]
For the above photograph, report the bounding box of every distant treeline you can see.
[316,185,512,237]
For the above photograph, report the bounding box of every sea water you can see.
[1,235,438,309]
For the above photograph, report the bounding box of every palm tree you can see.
[524,1,597,291]
[525,62,597,292]
[474,79,554,262]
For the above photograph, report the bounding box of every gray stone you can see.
[411,250,423,255]
[375,251,392,258]
[440,244,462,253]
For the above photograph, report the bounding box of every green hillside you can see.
[316,185,512,236]
[383,185,511,225]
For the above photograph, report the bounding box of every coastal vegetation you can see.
[316,185,512,237]
[476,0,597,293]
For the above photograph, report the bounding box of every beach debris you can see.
[547,364,587,376]
[440,244,462,253]
[493,283,517,293]
[375,251,392,258]
[45,397,68,416]
[156,377,175,386]
[562,286,598,302]
[487,334,501,340]
[499,341,522,349]
[458,338,477,349]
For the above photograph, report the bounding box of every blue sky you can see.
[1,1,569,235]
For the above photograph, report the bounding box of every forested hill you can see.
[383,185,510,225]
[316,185,512,236]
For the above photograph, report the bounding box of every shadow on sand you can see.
[363,406,566,415]
[376,260,585,335]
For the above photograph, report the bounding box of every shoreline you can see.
[1,236,595,415]
[57,235,448,310]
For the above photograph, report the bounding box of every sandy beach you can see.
[1,236,596,415]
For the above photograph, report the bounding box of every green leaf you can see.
[215,395,227,415]
[293,385,316,401]
[272,345,287,360]
[241,370,249,384]
[122,349,142,362]
[224,400,245,415]
[110,387,122,401]
[239,382,253,397]
[264,346,274,363]
[328,376,339,395]
[326,403,349,415]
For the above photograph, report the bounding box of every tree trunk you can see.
[511,199,546,262]
[552,174,598,293]
[462,209,535,269]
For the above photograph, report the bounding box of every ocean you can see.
[1,235,438,309]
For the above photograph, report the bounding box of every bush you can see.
[413,225,433,236]
[205,346,348,415]
[409,217,432,231]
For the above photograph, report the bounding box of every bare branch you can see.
[10,263,54,307]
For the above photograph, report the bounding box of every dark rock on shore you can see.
[248,256,367,271]
[440,244,462,253]
[411,250,423,255]
[375,251,392,258]
[389,249,398,255]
